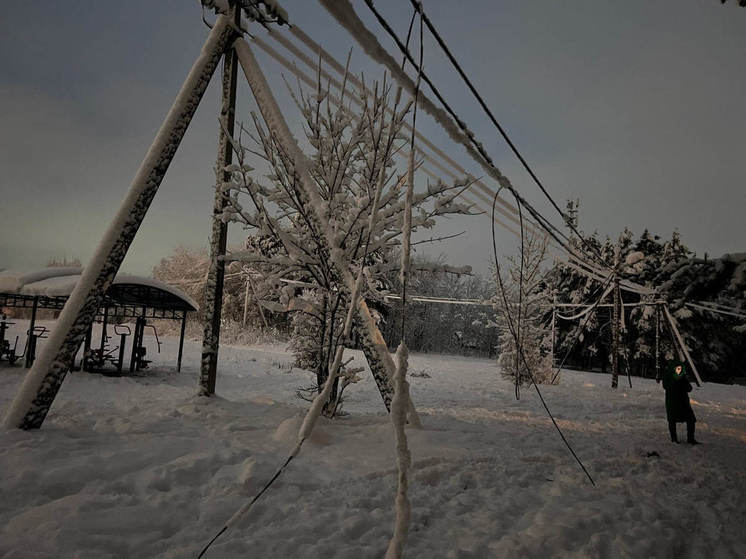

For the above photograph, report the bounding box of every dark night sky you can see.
[1,1,744,276]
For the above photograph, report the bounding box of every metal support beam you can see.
[177,311,187,373]
[200,3,241,396]
[25,297,39,369]
[3,16,237,429]
[99,306,109,353]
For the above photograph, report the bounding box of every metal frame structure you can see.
[0,286,193,373]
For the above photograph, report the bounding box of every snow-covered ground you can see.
[1,320,744,558]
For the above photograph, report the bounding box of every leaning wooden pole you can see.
[4,16,238,430]
[662,304,703,386]
[200,4,242,396]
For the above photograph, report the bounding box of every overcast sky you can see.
[1,1,744,277]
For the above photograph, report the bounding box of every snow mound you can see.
[272,413,332,446]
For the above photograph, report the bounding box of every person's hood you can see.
[669,360,687,373]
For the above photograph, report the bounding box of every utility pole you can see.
[655,303,661,382]
[200,2,241,396]
[611,246,620,389]
[550,293,556,367]
[4,15,237,429]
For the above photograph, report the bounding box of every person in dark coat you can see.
[662,360,699,444]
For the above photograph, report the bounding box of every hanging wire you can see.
[361,0,613,275]
[549,275,614,384]
[405,0,603,264]
[399,6,424,340]
[197,33,409,557]
[492,190,596,486]
[197,450,298,558]
[515,190,524,399]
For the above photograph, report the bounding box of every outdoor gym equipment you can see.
[24,326,49,369]
[113,324,130,373]
[130,317,161,372]
[0,315,20,365]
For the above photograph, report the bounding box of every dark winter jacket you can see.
[662,361,696,423]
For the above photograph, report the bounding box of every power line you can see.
[267,25,535,236]
[490,189,596,486]
[337,0,612,274]
[250,31,522,237]
[406,0,603,264]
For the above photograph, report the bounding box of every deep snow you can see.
[1,320,744,558]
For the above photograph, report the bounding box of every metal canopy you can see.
[0,268,198,317]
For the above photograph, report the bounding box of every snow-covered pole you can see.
[662,305,703,386]
[234,37,420,420]
[611,276,620,389]
[550,295,556,367]
[654,303,661,383]
[611,246,620,389]
[200,3,242,396]
[3,16,238,430]
[385,343,413,559]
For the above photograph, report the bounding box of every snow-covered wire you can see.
[344,0,612,275]
[549,275,614,385]
[554,283,614,321]
[386,9,422,557]
[318,1,574,249]
[258,25,525,236]
[686,302,746,320]
[405,0,606,267]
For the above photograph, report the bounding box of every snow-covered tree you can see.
[549,199,745,382]
[494,230,555,386]
[221,68,474,414]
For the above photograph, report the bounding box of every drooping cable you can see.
[514,187,524,399]
[197,449,298,558]
[406,0,605,266]
[399,7,424,341]
[491,191,595,486]
[549,274,614,384]
[198,35,401,557]
[353,0,612,275]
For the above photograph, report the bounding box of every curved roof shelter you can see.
[0,268,197,373]
[0,267,197,317]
